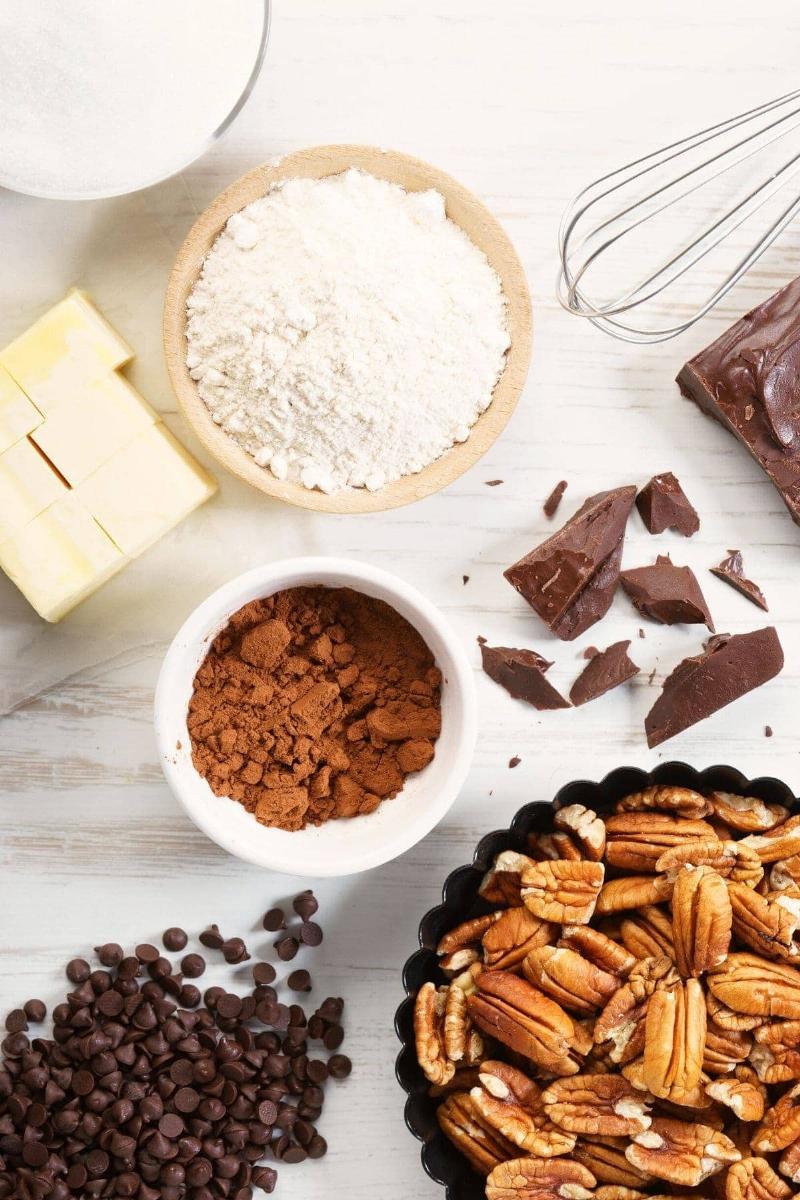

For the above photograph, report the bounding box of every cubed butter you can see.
[0,436,69,543]
[0,494,124,622]
[0,365,43,453]
[0,290,133,413]
[30,371,157,485]
[77,422,217,557]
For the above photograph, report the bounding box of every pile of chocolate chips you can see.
[0,891,351,1200]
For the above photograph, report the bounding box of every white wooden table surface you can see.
[2,2,800,1196]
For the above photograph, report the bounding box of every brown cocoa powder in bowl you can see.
[187,585,442,831]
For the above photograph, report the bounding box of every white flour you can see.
[185,169,510,493]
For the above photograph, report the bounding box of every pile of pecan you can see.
[413,785,800,1200]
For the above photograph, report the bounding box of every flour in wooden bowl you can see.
[185,168,510,494]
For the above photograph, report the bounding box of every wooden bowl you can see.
[163,145,532,514]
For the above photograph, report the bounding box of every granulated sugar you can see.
[185,169,510,493]
[0,0,265,198]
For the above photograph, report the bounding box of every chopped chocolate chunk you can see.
[462,575,470,585]
[508,755,521,769]
[569,639,640,706]
[543,479,568,519]
[583,646,599,660]
[620,555,714,631]
[480,643,570,710]
[677,275,800,525]
[710,549,768,611]
[644,626,783,748]
[766,724,774,737]
[636,472,699,537]
[504,485,636,641]
[485,479,503,486]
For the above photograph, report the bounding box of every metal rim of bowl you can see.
[393,760,800,1200]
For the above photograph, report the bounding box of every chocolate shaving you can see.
[543,479,568,519]
[485,479,503,487]
[569,639,640,706]
[710,549,768,611]
[644,626,783,748]
[636,472,699,537]
[504,485,636,641]
[620,554,715,631]
[480,643,570,711]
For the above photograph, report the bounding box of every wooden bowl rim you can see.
[163,144,533,514]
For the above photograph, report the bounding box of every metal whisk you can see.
[558,88,800,343]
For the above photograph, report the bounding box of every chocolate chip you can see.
[323,1024,344,1050]
[252,962,276,986]
[307,1133,327,1159]
[4,1009,27,1033]
[282,1144,307,1164]
[328,1053,351,1078]
[23,998,46,1023]
[159,1112,185,1139]
[252,1166,277,1193]
[173,1086,201,1113]
[135,942,160,964]
[299,921,322,947]
[292,890,318,920]
[306,1058,328,1083]
[317,996,343,1021]
[216,993,243,1020]
[275,936,298,961]
[66,958,91,983]
[262,908,285,932]
[287,969,311,992]
[162,927,188,951]
[181,952,206,978]
[222,937,250,964]
[199,924,224,949]
[179,984,201,1008]
[94,943,124,967]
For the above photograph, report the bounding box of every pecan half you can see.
[624,1057,714,1112]
[468,970,578,1075]
[596,875,673,916]
[560,924,637,978]
[521,860,605,924]
[707,952,800,1019]
[486,1157,597,1200]
[703,1022,752,1074]
[672,865,732,976]
[709,792,788,834]
[615,785,712,820]
[414,982,454,1086]
[479,850,536,905]
[625,1118,740,1186]
[726,1157,793,1200]
[751,1082,800,1152]
[728,883,800,961]
[594,958,677,1065]
[620,906,675,961]
[542,1073,651,1137]
[604,814,717,872]
[741,816,800,864]
[555,804,607,861]
[778,1139,800,1184]
[573,1137,654,1187]
[472,1061,576,1156]
[523,946,620,1014]
[751,1019,800,1083]
[705,1066,765,1123]
[437,1091,517,1175]
[483,906,554,971]
[770,856,800,893]
[444,963,483,1064]
[642,977,706,1103]
[438,912,501,957]
[706,988,764,1032]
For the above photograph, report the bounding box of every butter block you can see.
[78,422,217,557]
[30,371,157,485]
[0,364,43,453]
[0,436,69,543]
[0,494,124,622]
[0,290,133,414]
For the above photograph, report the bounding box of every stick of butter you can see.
[0,292,216,622]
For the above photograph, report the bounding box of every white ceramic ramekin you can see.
[154,557,477,876]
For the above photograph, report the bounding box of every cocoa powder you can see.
[187,586,442,831]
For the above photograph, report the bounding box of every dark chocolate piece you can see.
[504,486,636,641]
[543,479,568,519]
[636,472,699,537]
[485,479,503,487]
[710,549,768,611]
[508,755,521,769]
[766,725,774,737]
[480,643,570,710]
[569,639,640,706]
[644,626,783,748]
[620,554,714,631]
[677,275,800,525]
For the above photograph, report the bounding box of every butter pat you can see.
[31,371,156,484]
[0,436,68,543]
[78,423,217,557]
[0,290,133,414]
[0,494,124,622]
[0,365,42,453]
